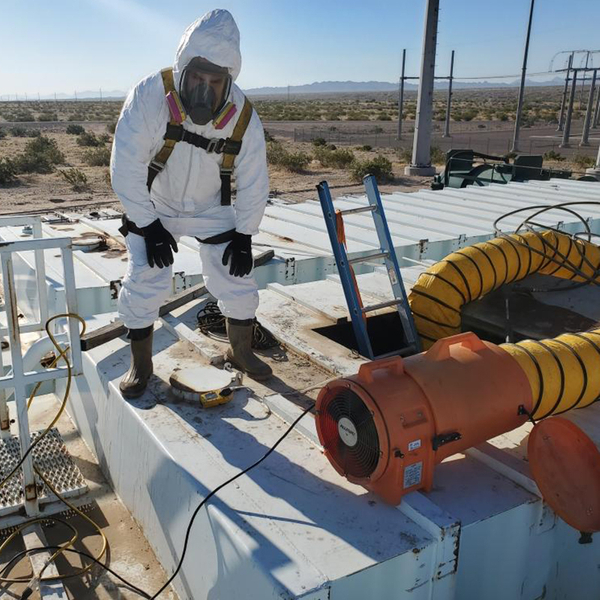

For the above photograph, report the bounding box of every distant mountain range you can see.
[244,77,566,95]
[13,77,566,102]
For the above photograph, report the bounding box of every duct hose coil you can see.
[408,230,600,420]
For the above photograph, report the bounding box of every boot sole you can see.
[119,384,148,399]
[226,355,272,382]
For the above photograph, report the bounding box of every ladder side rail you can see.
[363,175,422,353]
[317,182,375,359]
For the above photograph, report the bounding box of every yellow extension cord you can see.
[408,230,600,419]
[0,314,108,585]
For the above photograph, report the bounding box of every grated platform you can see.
[0,428,87,517]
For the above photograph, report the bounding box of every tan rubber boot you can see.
[119,328,154,399]
[226,318,273,381]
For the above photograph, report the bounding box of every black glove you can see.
[141,219,178,268]
[222,232,253,277]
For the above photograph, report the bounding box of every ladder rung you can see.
[348,251,388,265]
[362,299,402,313]
[338,205,376,216]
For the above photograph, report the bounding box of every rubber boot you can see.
[119,327,153,399]
[226,318,273,381]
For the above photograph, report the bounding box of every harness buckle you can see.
[149,159,166,173]
[206,138,227,154]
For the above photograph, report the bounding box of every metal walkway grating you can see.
[0,428,87,516]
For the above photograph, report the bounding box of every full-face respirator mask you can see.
[179,57,233,125]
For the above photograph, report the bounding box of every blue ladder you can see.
[317,176,421,360]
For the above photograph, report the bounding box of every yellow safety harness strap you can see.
[147,68,179,191]
[220,97,253,206]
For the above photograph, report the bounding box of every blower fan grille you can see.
[320,388,380,479]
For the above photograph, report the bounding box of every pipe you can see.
[408,230,600,419]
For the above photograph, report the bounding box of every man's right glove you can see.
[141,219,178,268]
[222,231,253,277]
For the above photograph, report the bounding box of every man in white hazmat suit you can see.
[111,9,272,398]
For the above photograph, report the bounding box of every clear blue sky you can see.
[1,0,600,97]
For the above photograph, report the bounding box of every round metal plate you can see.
[528,417,600,533]
[170,366,234,394]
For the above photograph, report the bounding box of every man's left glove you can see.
[222,232,253,277]
[141,219,178,268]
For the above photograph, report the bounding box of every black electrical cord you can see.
[197,301,280,350]
[412,202,600,361]
[149,402,315,599]
[4,402,315,600]
[0,546,151,599]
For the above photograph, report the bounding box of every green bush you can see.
[58,168,89,191]
[313,146,355,168]
[264,129,274,142]
[359,145,372,151]
[66,124,85,135]
[98,133,112,144]
[14,135,65,174]
[106,121,117,134]
[0,158,18,185]
[14,112,35,122]
[10,127,31,137]
[266,141,310,172]
[351,155,393,183]
[398,147,412,163]
[311,137,327,147]
[0,129,6,140]
[37,113,58,122]
[430,146,445,164]
[77,131,102,147]
[572,154,595,169]
[83,147,111,166]
[544,150,565,162]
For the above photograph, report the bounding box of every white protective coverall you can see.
[111,9,269,329]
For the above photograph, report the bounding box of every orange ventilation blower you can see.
[316,332,533,504]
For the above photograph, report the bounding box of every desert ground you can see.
[0,87,597,215]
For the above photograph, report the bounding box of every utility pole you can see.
[557,53,573,131]
[560,69,578,148]
[580,69,597,146]
[443,50,455,138]
[593,86,600,128]
[405,0,438,176]
[580,51,590,104]
[586,136,600,179]
[511,0,535,153]
[397,49,406,140]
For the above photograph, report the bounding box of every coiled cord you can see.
[197,301,280,350]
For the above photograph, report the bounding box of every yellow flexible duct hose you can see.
[407,230,600,419]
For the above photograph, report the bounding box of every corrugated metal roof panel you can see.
[263,178,600,264]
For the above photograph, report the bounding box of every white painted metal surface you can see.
[58,313,600,600]
[0,234,82,517]
[62,325,441,600]
[2,177,600,599]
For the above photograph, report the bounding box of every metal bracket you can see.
[432,431,462,451]
[285,257,296,281]
[109,279,122,301]
[174,271,187,294]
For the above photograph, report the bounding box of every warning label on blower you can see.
[403,461,423,489]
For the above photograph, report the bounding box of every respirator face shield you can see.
[179,59,232,125]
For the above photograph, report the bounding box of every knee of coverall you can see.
[199,242,259,320]
[118,232,174,329]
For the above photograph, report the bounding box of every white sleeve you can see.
[110,75,166,228]
[233,109,270,236]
